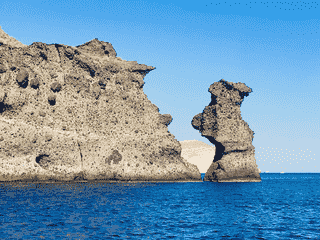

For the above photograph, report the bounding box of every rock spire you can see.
[192,79,261,182]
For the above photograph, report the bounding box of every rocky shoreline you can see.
[0,27,261,183]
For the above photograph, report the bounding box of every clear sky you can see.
[1,0,319,173]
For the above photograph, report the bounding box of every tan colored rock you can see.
[180,140,215,173]
[0,29,201,182]
[0,26,28,48]
[192,79,261,182]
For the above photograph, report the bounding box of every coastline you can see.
[0,179,204,184]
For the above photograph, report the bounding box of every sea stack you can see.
[0,27,201,182]
[192,79,261,182]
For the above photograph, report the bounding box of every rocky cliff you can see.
[192,79,261,182]
[0,27,201,182]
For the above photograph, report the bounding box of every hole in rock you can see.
[48,95,56,105]
[35,154,51,168]
[40,52,47,61]
[0,102,12,114]
[90,69,95,77]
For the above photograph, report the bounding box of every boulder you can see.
[0,28,201,182]
[192,79,261,182]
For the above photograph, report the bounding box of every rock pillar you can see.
[192,79,261,182]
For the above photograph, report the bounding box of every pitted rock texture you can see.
[192,79,261,182]
[0,29,201,182]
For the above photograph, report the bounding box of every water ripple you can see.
[0,174,320,239]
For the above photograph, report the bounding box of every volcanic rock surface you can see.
[0,27,201,182]
[192,79,261,182]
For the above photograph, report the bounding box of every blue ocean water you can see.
[0,173,319,239]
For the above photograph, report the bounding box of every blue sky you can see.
[1,0,319,173]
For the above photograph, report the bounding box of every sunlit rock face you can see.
[0,28,201,182]
[192,79,261,182]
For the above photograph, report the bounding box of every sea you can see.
[0,173,319,240]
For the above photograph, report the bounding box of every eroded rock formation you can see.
[192,79,261,182]
[0,27,201,182]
